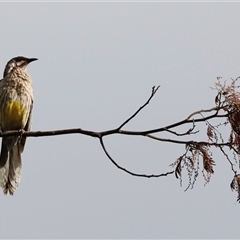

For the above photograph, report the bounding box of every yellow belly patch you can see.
[1,101,26,130]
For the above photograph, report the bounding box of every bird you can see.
[0,56,37,195]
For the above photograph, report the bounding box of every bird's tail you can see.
[0,141,22,195]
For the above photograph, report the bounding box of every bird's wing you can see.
[19,100,33,153]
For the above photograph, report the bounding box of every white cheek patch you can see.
[10,62,16,68]
[17,61,23,67]
[6,62,16,74]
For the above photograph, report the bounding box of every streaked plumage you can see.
[0,56,37,195]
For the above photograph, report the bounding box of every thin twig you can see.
[117,85,160,130]
[186,107,219,120]
[163,121,198,136]
[99,137,173,178]
[146,134,231,147]
[219,146,237,175]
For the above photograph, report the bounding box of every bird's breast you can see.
[1,101,27,130]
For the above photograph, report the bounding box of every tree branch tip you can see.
[152,85,160,93]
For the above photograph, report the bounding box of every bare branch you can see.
[163,121,198,136]
[219,146,237,175]
[117,112,229,136]
[146,134,230,148]
[0,110,228,139]
[186,107,221,120]
[99,137,173,178]
[0,128,101,138]
[117,85,160,130]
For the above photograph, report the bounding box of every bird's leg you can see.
[18,129,25,141]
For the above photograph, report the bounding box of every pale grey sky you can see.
[0,2,239,239]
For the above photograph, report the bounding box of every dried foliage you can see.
[207,125,214,141]
[215,77,240,150]
[170,143,215,190]
[230,174,240,203]
[169,77,240,202]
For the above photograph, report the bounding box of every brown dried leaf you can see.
[230,177,236,191]
[229,131,234,146]
[215,94,219,105]
[229,110,240,135]
[230,175,240,202]
[236,174,240,184]
[223,106,228,111]
[175,160,182,179]
[207,126,214,140]
[236,175,240,203]
[186,156,194,166]
[203,153,215,174]
[234,135,240,146]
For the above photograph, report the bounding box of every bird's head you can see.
[3,56,38,77]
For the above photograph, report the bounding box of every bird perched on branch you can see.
[0,56,37,195]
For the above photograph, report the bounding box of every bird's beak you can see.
[28,58,38,63]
